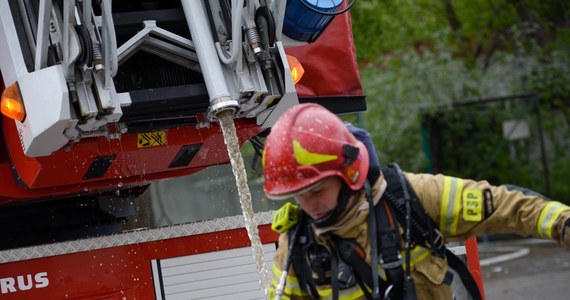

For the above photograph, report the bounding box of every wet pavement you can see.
[478,238,570,299]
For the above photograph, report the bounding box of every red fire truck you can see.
[0,1,365,299]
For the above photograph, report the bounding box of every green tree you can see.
[350,0,570,199]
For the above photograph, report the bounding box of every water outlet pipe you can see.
[181,0,239,118]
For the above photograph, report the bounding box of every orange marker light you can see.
[1,82,26,121]
[286,55,304,85]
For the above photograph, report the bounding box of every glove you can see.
[563,218,570,250]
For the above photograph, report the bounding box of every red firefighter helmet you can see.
[262,103,369,199]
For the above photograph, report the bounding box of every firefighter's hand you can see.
[563,218,570,250]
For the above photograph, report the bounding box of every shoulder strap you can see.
[381,164,445,255]
[288,215,321,299]
[373,197,405,299]
[444,248,483,300]
[381,163,482,300]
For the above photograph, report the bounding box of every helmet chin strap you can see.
[312,182,354,228]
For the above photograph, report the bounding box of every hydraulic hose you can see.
[215,0,244,65]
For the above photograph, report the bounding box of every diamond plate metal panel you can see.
[0,211,274,263]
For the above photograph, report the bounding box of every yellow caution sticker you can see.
[462,189,483,222]
[137,131,166,148]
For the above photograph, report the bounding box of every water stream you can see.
[218,111,269,296]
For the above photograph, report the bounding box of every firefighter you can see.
[262,103,570,300]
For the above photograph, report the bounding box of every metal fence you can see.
[421,94,570,201]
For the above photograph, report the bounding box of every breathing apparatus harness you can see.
[284,162,413,300]
[277,162,483,300]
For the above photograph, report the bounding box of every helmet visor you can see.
[264,178,325,200]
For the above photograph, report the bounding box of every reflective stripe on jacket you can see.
[408,173,570,243]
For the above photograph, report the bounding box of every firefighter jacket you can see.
[269,171,570,300]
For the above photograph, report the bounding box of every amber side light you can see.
[286,55,304,85]
[1,82,26,121]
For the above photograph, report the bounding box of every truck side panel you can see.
[0,224,278,299]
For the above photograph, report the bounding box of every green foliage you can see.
[351,0,569,64]
[351,0,446,61]
[351,0,570,199]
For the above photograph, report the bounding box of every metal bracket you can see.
[117,20,200,73]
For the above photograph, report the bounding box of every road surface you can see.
[479,238,570,299]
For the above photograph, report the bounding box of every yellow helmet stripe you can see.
[293,139,338,166]
[261,147,267,168]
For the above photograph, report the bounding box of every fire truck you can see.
[0,0,365,299]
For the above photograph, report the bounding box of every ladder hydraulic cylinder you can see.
[181,0,239,118]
